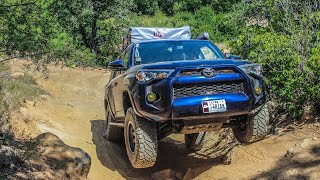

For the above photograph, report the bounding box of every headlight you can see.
[238,64,262,76]
[136,69,174,82]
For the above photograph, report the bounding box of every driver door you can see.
[106,46,131,121]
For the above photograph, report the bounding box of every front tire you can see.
[124,107,158,168]
[185,132,206,151]
[233,104,270,143]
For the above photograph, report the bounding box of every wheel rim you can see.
[127,121,136,153]
[239,121,246,131]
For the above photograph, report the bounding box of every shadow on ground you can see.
[91,120,234,179]
[252,144,320,179]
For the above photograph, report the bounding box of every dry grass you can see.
[0,64,45,117]
[0,63,46,138]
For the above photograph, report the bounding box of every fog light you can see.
[146,93,157,103]
[255,86,262,95]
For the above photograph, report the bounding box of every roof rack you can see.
[121,26,191,50]
[196,32,209,40]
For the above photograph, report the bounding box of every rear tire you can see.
[103,105,123,142]
[185,132,206,151]
[124,107,158,168]
[233,104,270,143]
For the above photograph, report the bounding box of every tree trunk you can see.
[91,0,99,54]
[79,23,90,49]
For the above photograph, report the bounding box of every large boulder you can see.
[35,133,91,179]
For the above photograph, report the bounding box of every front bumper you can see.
[131,66,267,122]
[172,93,251,120]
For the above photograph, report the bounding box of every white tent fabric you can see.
[130,26,191,43]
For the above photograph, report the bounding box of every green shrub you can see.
[131,7,239,43]
[47,33,96,67]
[229,0,320,119]
[231,29,320,118]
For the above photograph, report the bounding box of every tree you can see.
[231,0,320,118]
[0,0,132,66]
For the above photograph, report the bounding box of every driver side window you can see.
[124,50,130,67]
[120,46,131,67]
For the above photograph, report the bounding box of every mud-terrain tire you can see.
[103,106,123,142]
[233,104,269,143]
[124,107,158,168]
[185,132,206,151]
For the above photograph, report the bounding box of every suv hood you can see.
[139,59,252,70]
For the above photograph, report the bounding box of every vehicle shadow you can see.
[91,119,237,179]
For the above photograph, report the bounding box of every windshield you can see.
[134,41,223,64]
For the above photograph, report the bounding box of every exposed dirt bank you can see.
[8,60,320,179]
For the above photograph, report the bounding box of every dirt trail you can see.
[9,60,320,180]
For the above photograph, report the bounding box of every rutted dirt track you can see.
[9,60,320,179]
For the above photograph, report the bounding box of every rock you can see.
[175,172,184,180]
[0,72,10,78]
[299,139,314,149]
[151,169,177,180]
[183,168,193,180]
[29,171,56,180]
[285,138,316,159]
[284,148,296,159]
[11,72,25,78]
[223,147,238,165]
[39,95,49,100]
[24,99,36,106]
[195,128,239,159]
[275,127,284,135]
[35,133,91,179]
[23,117,30,123]
[151,169,186,180]
[67,103,74,108]
[301,106,314,121]
[0,145,23,166]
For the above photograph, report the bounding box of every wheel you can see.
[185,132,206,151]
[103,105,123,142]
[124,107,158,168]
[233,104,270,143]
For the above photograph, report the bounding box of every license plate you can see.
[202,100,227,113]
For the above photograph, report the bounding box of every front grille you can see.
[179,68,235,77]
[179,70,202,76]
[173,81,244,98]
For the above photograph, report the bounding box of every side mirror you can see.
[224,53,241,60]
[108,60,125,71]
[224,53,231,59]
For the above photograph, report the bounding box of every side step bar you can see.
[109,122,124,127]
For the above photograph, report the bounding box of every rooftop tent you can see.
[122,26,191,50]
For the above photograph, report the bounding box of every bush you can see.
[231,29,320,118]
[229,0,320,119]
[131,7,240,43]
[47,33,96,67]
